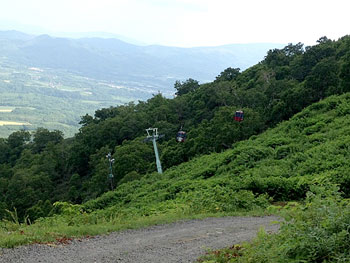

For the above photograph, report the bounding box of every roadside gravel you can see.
[0,215,279,263]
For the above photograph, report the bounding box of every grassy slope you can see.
[84,92,350,213]
[1,93,350,247]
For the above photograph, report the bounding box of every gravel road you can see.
[0,216,279,263]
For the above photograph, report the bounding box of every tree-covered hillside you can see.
[2,78,350,251]
[80,92,350,215]
[0,35,350,222]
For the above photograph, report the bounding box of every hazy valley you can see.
[0,30,283,137]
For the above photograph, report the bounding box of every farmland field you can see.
[0,58,160,138]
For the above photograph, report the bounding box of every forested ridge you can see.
[0,35,350,223]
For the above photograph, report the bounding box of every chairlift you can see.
[234,110,244,122]
[176,131,187,142]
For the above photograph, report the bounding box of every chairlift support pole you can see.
[106,152,115,190]
[152,138,162,174]
[146,128,163,174]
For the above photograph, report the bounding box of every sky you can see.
[0,0,349,47]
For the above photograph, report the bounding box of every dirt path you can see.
[0,216,279,263]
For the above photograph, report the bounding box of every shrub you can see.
[202,186,350,263]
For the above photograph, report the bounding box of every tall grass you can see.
[0,206,266,248]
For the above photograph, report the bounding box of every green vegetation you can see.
[2,89,350,251]
[198,186,350,262]
[1,35,350,261]
[0,204,265,248]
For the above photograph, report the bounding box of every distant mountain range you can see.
[0,30,284,137]
[0,30,284,92]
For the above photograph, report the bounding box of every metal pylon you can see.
[106,152,115,190]
[145,128,164,174]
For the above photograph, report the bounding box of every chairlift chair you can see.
[176,131,187,142]
[234,110,244,122]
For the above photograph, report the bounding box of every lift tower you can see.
[144,128,164,174]
[106,152,115,190]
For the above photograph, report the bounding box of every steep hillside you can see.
[83,93,350,215]
[2,92,350,248]
[1,35,350,222]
